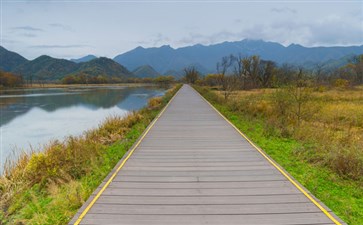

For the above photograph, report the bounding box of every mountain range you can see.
[14,56,133,81]
[1,39,363,81]
[113,39,363,74]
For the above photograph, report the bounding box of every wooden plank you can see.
[96,194,310,205]
[101,187,300,196]
[125,158,266,163]
[117,170,278,177]
[107,180,292,189]
[122,165,275,171]
[113,175,286,183]
[79,213,334,225]
[123,161,269,167]
[88,202,321,214]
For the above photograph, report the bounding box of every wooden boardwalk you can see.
[70,85,345,225]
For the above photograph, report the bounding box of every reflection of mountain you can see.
[0,87,164,126]
[117,92,162,111]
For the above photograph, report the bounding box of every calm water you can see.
[0,85,165,170]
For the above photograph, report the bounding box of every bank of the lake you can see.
[0,83,151,90]
[0,84,181,224]
[0,85,165,170]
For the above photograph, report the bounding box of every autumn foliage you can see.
[0,70,23,87]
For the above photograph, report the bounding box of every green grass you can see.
[196,86,363,225]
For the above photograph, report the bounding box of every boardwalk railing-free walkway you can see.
[70,84,346,225]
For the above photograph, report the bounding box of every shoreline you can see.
[0,85,167,173]
[0,83,158,91]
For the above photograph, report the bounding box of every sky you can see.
[1,0,363,60]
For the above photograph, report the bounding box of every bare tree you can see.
[222,75,239,100]
[258,60,276,88]
[313,62,327,85]
[233,53,247,89]
[27,74,33,87]
[290,67,314,128]
[217,55,234,77]
[241,55,261,88]
[217,55,239,100]
[275,63,296,85]
[184,66,199,84]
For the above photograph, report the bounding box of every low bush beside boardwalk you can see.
[0,84,181,225]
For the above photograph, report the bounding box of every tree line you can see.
[62,73,175,86]
[184,54,363,99]
[0,70,23,87]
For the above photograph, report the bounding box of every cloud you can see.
[138,33,170,47]
[178,33,206,45]
[48,23,73,31]
[30,44,91,49]
[152,33,170,46]
[304,18,363,46]
[178,30,245,46]
[271,7,297,14]
[176,14,363,48]
[11,26,43,32]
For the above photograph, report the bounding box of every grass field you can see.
[195,85,363,225]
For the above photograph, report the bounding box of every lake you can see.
[0,85,165,171]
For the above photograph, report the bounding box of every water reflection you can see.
[0,86,164,169]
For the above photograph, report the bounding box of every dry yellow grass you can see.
[215,86,363,180]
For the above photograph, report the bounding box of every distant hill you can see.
[0,46,28,72]
[9,52,133,81]
[320,54,356,70]
[73,57,133,79]
[163,69,185,79]
[71,55,97,63]
[13,55,79,80]
[132,65,160,78]
[113,39,363,74]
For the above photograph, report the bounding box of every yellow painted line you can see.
[73,86,181,225]
[193,86,342,225]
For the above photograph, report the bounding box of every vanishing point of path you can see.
[70,85,346,225]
